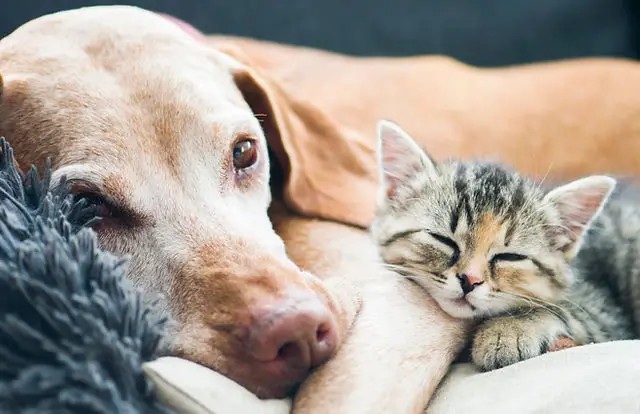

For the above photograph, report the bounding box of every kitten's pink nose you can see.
[457,273,484,294]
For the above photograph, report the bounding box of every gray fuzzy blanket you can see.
[0,138,175,414]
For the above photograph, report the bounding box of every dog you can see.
[0,5,350,400]
[0,6,469,413]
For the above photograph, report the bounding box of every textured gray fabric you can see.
[0,138,174,414]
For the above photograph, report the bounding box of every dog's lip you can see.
[194,324,337,399]
[221,359,309,399]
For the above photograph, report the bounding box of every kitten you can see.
[371,120,638,371]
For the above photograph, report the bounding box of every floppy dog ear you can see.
[210,46,378,228]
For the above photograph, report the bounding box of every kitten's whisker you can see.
[561,297,591,317]
[382,263,448,286]
[495,291,568,321]
[383,263,423,276]
[536,163,554,192]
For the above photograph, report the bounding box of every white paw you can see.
[471,310,571,371]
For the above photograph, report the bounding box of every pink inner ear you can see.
[381,146,419,200]
[378,123,428,200]
[557,189,608,236]
[381,137,421,177]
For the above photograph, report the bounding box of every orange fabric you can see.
[203,36,640,229]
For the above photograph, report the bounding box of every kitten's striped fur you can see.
[371,121,637,371]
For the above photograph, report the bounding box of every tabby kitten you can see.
[371,120,638,371]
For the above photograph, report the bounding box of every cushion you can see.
[144,341,640,414]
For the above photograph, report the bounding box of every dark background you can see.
[1,0,639,67]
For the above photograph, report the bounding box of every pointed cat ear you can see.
[377,120,437,200]
[543,175,616,257]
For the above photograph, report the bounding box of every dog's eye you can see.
[232,139,258,170]
[78,194,115,218]
[72,192,121,231]
[91,196,114,218]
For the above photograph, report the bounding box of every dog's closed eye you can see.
[68,179,140,231]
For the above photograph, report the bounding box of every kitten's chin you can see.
[437,297,479,319]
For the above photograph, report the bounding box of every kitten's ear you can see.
[543,175,616,257]
[377,120,437,200]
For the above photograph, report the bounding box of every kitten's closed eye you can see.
[428,232,460,266]
[492,253,528,263]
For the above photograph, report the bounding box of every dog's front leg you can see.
[271,204,471,414]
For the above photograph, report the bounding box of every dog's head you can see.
[0,6,346,398]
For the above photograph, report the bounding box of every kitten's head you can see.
[371,120,616,319]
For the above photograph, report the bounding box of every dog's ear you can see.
[212,48,378,228]
[0,72,4,100]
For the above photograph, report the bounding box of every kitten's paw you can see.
[471,311,570,371]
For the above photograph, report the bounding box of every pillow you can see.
[428,340,640,414]
[144,341,640,414]
[143,357,291,414]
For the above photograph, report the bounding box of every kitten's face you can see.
[371,121,615,319]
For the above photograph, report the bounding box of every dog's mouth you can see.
[173,318,339,399]
[170,284,343,399]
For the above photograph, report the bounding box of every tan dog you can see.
[0,5,355,401]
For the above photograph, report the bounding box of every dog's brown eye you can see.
[232,139,258,170]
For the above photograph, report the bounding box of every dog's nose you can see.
[246,291,338,379]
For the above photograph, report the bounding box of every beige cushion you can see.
[429,340,640,414]
[143,341,640,414]
[142,357,291,414]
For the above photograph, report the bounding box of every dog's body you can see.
[2,5,640,414]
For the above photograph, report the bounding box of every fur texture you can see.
[372,121,638,371]
[0,138,172,413]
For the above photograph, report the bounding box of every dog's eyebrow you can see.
[210,111,265,137]
[50,165,105,192]
[50,164,127,206]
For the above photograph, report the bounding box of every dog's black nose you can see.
[457,273,484,295]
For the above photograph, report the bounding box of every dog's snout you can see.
[246,290,338,382]
[174,250,343,398]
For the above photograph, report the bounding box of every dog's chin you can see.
[174,348,308,399]
[221,364,303,400]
